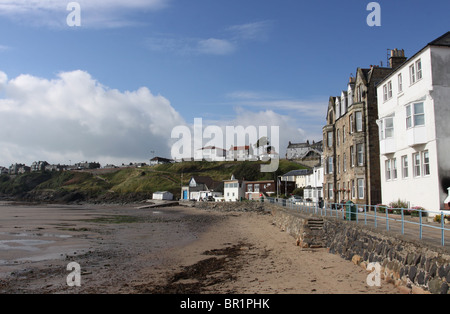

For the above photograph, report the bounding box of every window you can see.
[398,74,403,93]
[350,114,354,133]
[247,184,253,192]
[385,159,391,181]
[406,102,425,128]
[392,158,398,179]
[327,131,333,147]
[357,144,364,166]
[254,184,260,192]
[351,180,356,199]
[328,183,333,200]
[357,179,364,199]
[357,85,363,102]
[328,156,333,174]
[383,81,393,101]
[343,126,346,143]
[385,117,394,138]
[337,155,340,174]
[414,103,425,126]
[350,146,355,167]
[413,153,421,177]
[337,130,340,147]
[410,63,416,84]
[343,153,347,172]
[416,59,422,80]
[410,59,423,84]
[388,81,393,99]
[422,151,430,176]
[402,155,409,178]
[383,84,388,102]
[355,111,363,132]
[380,116,394,139]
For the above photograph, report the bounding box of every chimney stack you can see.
[389,49,407,69]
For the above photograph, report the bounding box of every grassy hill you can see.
[0,160,308,203]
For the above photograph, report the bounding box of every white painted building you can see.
[152,191,174,201]
[197,146,226,161]
[376,32,450,214]
[304,164,324,202]
[223,175,245,202]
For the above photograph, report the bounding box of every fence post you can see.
[419,210,423,240]
[386,208,389,231]
[364,205,367,225]
[401,208,404,235]
[374,206,377,228]
[441,211,445,247]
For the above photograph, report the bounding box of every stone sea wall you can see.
[322,217,450,294]
[183,201,450,294]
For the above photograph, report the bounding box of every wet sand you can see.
[0,202,399,294]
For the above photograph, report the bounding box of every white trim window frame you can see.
[357,178,364,200]
[410,59,423,85]
[406,102,425,129]
[413,153,421,177]
[355,111,363,132]
[422,150,430,176]
[385,159,391,181]
[402,155,409,179]
[357,143,364,166]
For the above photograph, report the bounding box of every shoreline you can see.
[0,203,399,294]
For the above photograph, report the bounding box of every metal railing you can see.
[263,197,450,247]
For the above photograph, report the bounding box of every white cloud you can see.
[145,20,271,56]
[145,35,236,56]
[224,90,327,144]
[227,21,273,42]
[0,70,185,166]
[0,0,170,28]
[197,38,236,56]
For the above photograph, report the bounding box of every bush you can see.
[376,204,389,213]
[409,206,425,217]
[389,199,409,214]
[434,214,450,223]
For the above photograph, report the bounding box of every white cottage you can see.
[376,32,450,214]
[223,175,245,202]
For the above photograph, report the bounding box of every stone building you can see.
[323,51,407,206]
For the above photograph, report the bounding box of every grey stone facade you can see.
[322,51,407,206]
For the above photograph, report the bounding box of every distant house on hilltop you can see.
[31,161,49,172]
[286,140,323,167]
[227,145,254,161]
[197,146,226,161]
[0,166,8,175]
[150,156,174,165]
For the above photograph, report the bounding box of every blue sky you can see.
[0,0,449,166]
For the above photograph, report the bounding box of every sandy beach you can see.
[0,202,399,294]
